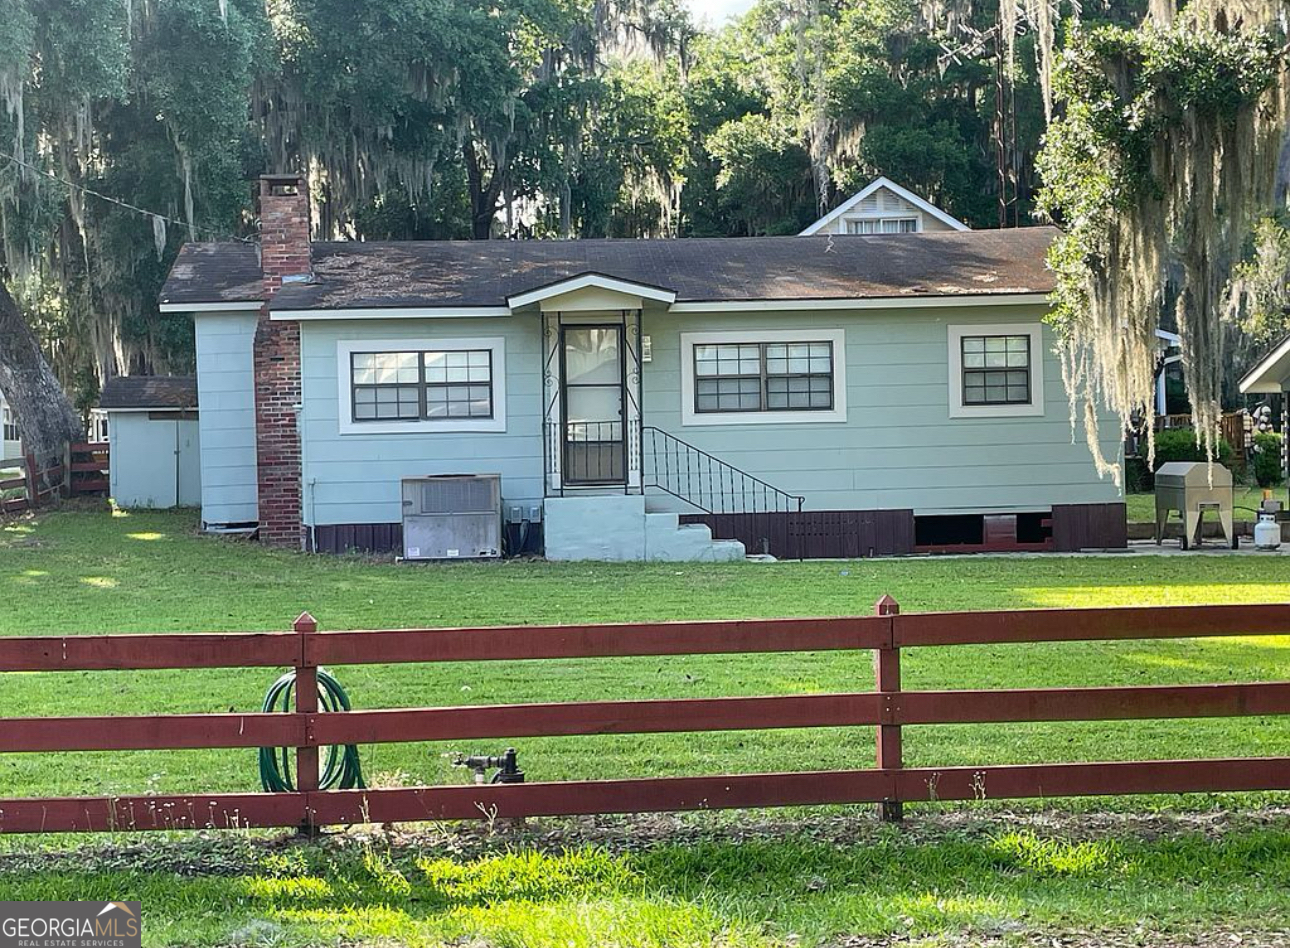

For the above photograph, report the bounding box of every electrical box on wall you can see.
[641,335,652,363]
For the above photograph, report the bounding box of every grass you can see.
[4,506,1290,945]
[3,815,1290,946]
[2,506,1289,801]
[1126,485,1278,522]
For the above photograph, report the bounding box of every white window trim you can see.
[680,329,847,426]
[947,323,1045,419]
[336,337,507,435]
[844,216,921,235]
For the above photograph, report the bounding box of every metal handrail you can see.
[543,421,805,556]
[641,426,804,558]
[641,425,803,515]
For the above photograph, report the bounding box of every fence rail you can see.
[1,601,1289,834]
[0,442,108,515]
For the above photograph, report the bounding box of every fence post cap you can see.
[293,612,318,633]
[874,594,900,616]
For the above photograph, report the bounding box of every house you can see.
[157,174,1125,560]
[1,390,20,462]
[800,177,969,237]
[1239,339,1290,455]
[98,376,201,509]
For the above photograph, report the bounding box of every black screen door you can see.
[561,325,626,485]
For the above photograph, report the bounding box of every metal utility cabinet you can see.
[1154,461,1236,549]
[401,474,502,560]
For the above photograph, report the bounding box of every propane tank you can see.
[1254,514,1282,551]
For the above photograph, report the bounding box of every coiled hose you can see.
[258,668,366,792]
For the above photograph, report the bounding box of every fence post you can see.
[294,612,320,836]
[874,594,903,822]
[23,452,38,510]
[62,442,72,498]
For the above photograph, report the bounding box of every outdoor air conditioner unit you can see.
[401,474,502,560]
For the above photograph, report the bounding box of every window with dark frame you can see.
[350,349,493,423]
[960,334,1031,406]
[694,341,834,414]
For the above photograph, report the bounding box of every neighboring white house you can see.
[800,177,969,236]
[1,390,20,462]
[99,376,201,509]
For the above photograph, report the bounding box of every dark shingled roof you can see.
[99,376,198,411]
[161,242,262,305]
[161,228,1058,311]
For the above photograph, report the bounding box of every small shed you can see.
[99,376,201,508]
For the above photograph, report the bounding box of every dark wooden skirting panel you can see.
[309,522,543,556]
[681,509,916,559]
[1052,502,1128,552]
[310,523,403,554]
[311,505,1123,558]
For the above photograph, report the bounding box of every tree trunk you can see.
[0,281,83,466]
[463,138,504,239]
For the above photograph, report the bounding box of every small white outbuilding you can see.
[99,376,201,509]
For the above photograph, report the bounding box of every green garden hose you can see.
[258,668,366,792]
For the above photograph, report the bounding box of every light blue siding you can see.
[640,304,1122,515]
[193,311,260,524]
[107,412,201,508]
[292,303,1120,528]
[299,317,545,528]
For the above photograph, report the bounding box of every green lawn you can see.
[1126,486,1277,522]
[3,506,1289,799]
[3,506,1290,946]
[4,815,1289,947]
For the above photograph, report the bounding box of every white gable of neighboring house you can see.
[800,177,970,236]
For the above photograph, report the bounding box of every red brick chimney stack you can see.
[254,174,310,547]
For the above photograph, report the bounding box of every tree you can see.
[0,0,264,453]
[1038,3,1289,479]
[0,282,80,464]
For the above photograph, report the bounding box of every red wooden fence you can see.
[0,441,108,515]
[1,600,1288,834]
[66,441,109,497]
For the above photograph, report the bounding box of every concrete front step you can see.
[645,512,746,562]
[545,496,746,562]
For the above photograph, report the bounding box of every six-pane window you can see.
[2,405,17,442]
[694,342,834,413]
[961,335,1030,405]
[351,349,493,423]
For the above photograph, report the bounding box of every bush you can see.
[1252,432,1284,487]
[1150,428,1234,469]
[1125,455,1152,493]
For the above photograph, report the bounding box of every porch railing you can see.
[545,421,632,489]
[642,426,804,558]
[542,421,805,557]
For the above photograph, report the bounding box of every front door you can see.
[561,325,626,485]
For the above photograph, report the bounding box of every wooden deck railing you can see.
[1,599,1288,833]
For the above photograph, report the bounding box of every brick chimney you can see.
[254,174,310,547]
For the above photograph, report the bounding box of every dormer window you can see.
[845,217,920,235]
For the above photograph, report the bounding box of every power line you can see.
[0,149,254,244]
